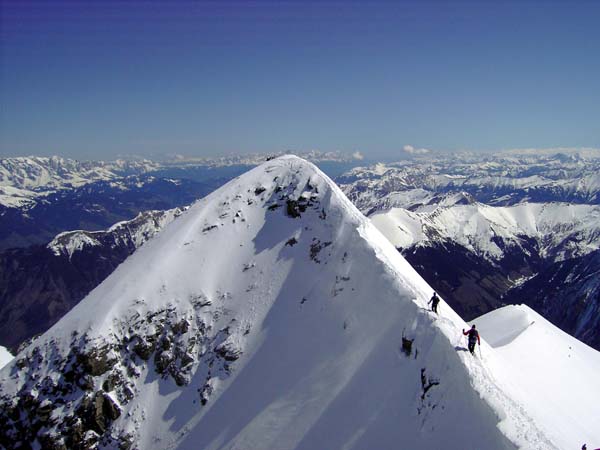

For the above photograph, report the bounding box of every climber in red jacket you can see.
[463,325,480,355]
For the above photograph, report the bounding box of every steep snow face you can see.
[371,202,600,262]
[0,156,552,449]
[476,305,600,449]
[0,346,13,370]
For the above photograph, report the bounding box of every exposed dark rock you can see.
[286,200,301,218]
[37,399,54,423]
[180,352,194,367]
[81,429,100,449]
[172,319,190,335]
[199,382,213,405]
[118,433,135,450]
[420,368,440,400]
[18,391,39,411]
[154,350,174,374]
[174,371,190,387]
[401,337,413,357]
[100,392,122,422]
[78,346,116,376]
[122,386,135,402]
[132,337,155,360]
[65,416,84,447]
[15,358,27,369]
[78,374,95,391]
[215,342,241,361]
[160,336,172,351]
[310,240,332,263]
[83,391,122,434]
[102,371,122,393]
[39,432,67,450]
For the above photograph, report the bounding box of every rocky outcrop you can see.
[0,300,247,448]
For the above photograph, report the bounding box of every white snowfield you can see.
[476,305,600,449]
[2,155,590,449]
[370,202,600,261]
[0,346,13,370]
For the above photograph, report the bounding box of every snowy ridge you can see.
[476,305,600,449]
[1,156,554,449]
[48,208,184,258]
[371,201,600,262]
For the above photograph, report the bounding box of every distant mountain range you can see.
[339,149,600,214]
[0,151,361,207]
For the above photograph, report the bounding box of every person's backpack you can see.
[468,329,478,343]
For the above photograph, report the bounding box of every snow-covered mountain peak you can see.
[45,154,368,339]
[0,156,556,449]
[372,201,600,262]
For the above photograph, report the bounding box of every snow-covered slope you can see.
[0,208,184,351]
[0,346,13,370]
[476,305,600,449]
[0,156,554,449]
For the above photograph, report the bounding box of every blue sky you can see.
[1,0,599,160]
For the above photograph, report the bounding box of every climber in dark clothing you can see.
[463,325,480,355]
[428,292,440,314]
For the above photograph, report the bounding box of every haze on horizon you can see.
[1,0,599,161]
